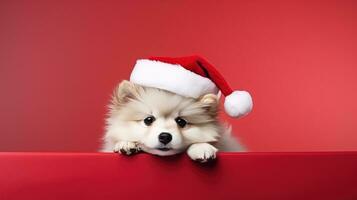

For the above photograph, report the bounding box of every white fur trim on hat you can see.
[130,59,219,98]
[224,91,253,118]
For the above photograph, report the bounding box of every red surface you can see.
[1,1,357,151]
[1,152,357,200]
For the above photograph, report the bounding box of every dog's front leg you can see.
[113,141,141,155]
[187,143,218,163]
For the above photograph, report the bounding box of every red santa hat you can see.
[130,55,253,118]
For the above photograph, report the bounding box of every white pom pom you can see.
[224,91,253,118]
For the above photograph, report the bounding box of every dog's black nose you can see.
[158,132,172,145]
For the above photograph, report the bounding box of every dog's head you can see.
[105,80,221,156]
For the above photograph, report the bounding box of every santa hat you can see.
[129,55,253,118]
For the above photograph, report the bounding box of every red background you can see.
[1,0,357,152]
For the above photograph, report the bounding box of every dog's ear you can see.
[199,93,219,116]
[112,80,142,106]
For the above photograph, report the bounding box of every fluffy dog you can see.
[101,80,244,162]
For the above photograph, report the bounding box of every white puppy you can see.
[101,80,244,162]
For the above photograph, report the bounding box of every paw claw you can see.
[114,141,141,156]
[195,155,216,163]
[187,143,217,163]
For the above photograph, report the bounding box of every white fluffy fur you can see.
[101,81,244,162]
[130,59,219,98]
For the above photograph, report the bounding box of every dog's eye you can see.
[144,116,155,126]
[175,117,187,128]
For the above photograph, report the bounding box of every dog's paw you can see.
[187,143,217,163]
[113,141,141,155]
